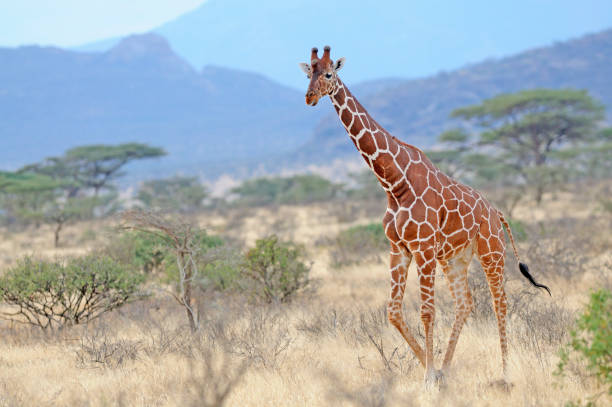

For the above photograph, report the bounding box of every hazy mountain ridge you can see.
[0,34,323,175]
[294,29,612,163]
[2,29,611,180]
[75,0,612,89]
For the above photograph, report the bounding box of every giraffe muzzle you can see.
[305,92,319,106]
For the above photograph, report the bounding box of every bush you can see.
[231,175,341,206]
[107,230,225,275]
[556,289,612,403]
[107,231,167,273]
[199,246,243,292]
[0,255,145,330]
[331,223,388,267]
[137,175,208,213]
[241,235,310,303]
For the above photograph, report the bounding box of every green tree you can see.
[137,175,207,213]
[427,130,525,216]
[0,171,116,246]
[451,89,605,204]
[427,129,472,179]
[21,143,166,196]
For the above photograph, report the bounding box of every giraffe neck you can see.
[329,79,408,188]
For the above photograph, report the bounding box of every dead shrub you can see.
[295,308,356,340]
[76,327,141,368]
[214,308,293,369]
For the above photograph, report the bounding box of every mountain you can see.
[293,29,612,163]
[77,0,612,89]
[0,34,323,175]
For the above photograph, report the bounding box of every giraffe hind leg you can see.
[440,248,474,372]
[477,237,509,379]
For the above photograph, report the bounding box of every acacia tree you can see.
[427,129,472,179]
[21,143,166,196]
[4,143,165,244]
[451,89,605,204]
[0,172,104,246]
[121,210,203,332]
[427,129,525,216]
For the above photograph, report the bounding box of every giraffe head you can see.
[299,46,345,106]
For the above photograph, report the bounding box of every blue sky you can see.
[0,0,207,47]
[1,0,612,87]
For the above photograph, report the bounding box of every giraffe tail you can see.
[498,211,551,296]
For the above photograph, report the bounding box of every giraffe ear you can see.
[333,57,346,72]
[299,62,312,78]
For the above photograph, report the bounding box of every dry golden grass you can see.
[0,185,610,406]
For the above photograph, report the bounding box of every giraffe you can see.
[299,46,551,386]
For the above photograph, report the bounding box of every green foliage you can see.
[0,142,162,243]
[199,248,243,292]
[450,89,606,204]
[241,235,310,303]
[556,289,612,403]
[427,129,474,179]
[22,143,166,195]
[115,231,168,273]
[111,230,224,276]
[452,89,604,124]
[137,176,207,213]
[232,174,341,206]
[0,255,145,330]
[331,223,389,267]
[0,168,117,244]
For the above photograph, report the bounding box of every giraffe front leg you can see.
[386,243,425,367]
[413,247,440,387]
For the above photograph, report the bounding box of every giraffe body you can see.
[300,46,549,385]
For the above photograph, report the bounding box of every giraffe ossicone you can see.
[300,45,550,386]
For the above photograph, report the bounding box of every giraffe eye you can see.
[325,72,333,79]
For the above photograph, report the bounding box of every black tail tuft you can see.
[519,262,551,296]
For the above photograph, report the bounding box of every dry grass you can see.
[0,182,610,406]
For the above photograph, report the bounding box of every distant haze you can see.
[1,29,611,181]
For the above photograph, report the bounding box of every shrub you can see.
[331,223,388,267]
[241,235,310,303]
[115,231,168,273]
[0,255,145,330]
[556,289,612,404]
[231,175,341,206]
[199,246,243,291]
[137,175,208,213]
[76,329,141,368]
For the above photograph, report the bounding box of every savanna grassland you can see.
[0,181,610,407]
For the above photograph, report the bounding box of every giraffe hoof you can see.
[424,369,446,389]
